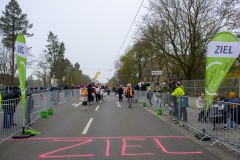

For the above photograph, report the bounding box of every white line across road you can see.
[59,101,66,105]
[74,102,82,107]
[82,118,93,134]
[95,106,99,111]
[116,102,121,107]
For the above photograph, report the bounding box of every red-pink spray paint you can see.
[122,139,154,156]
[154,139,202,154]
[40,139,94,158]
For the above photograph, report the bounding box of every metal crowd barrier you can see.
[0,89,81,144]
[134,90,240,153]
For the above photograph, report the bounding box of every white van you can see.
[138,82,151,89]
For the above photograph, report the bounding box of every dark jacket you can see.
[135,85,139,90]
[142,84,146,91]
[87,85,92,95]
[2,90,21,114]
[170,81,177,93]
[64,85,69,90]
[118,87,123,95]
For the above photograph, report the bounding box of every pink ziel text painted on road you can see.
[9,136,202,157]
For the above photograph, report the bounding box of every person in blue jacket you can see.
[227,92,240,128]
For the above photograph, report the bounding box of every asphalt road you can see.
[0,93,228,160]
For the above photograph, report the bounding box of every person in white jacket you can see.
[196,93,205,121]
[80,85,88,110]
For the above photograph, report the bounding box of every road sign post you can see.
[152,71,162,82]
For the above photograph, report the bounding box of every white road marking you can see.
[82,118,93,134]
[100,101,102,103]
[59,101,66,104]
[116,102,121,107]
[74,102,82,107]
[95,106,99,111]
[72,103,76,105]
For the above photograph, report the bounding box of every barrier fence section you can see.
[134,90,240,153]
[182,77,240,98]
[0,89,80,144]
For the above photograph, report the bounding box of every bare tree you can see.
[34,50,50,87]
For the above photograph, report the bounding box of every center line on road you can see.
[82,118,93,134]
[95,106,99,111]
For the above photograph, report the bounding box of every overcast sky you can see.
[0,0,148,83]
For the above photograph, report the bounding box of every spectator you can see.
[142,82,147,91]
[0,82,6,98]
[227,92,240,128]
[169,82,185,122]
[161,82,170,93]
[161,82,170,107]
[156,83,161,91]
[135,84,139,90]
[152,82,156,92]
[26,93,34,126]
[64,85,69,98]
[170,77,178,116]
[147,88,153,106]
[71,85,75,97]
[118,85,123,102]
[170,77,177,93]
[154,88,162,109]
[210,95,228,129]
[196,93,206,121]
[2,88,21,128]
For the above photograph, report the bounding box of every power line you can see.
[109,1,155,78]
[110,0,145,70]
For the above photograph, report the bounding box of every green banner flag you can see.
[205,31,240,115]
[15,33,26,121]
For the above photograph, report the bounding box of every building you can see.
[0,74,20,86]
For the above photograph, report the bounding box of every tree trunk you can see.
[11,47,15,86]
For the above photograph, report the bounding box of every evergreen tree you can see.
[0,0,33,85]
[74,62,80,70]
[57,42,65,61]
[45,31,59,65]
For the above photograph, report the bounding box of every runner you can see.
[95,85,100,103]
[80,85,88,110]
[125,84,134,108]
[107,85,110,95]
[115,85,118,96]
[118,85,123,101]
[87,84,93,105]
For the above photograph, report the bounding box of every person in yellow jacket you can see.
[168,82,185,121]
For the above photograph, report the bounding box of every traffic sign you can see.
[152,71,162,75]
